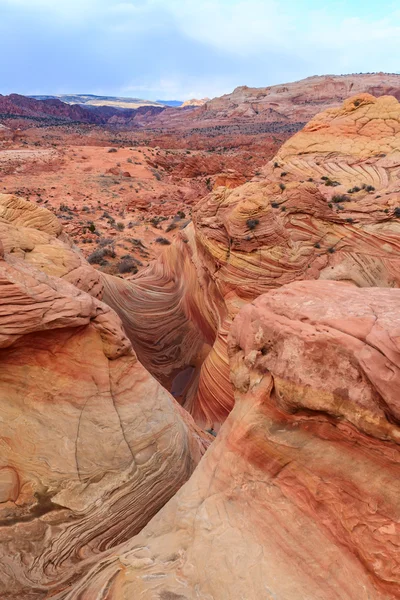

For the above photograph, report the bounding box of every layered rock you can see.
[189,93,400,424]
[104,93,400,428]
[0,205,208,598]
[189,73,400,125]
[52,280,400,600]
[0,193,104,298]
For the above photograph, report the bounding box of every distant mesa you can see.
[29,93,164,109]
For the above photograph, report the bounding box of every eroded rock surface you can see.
[0,205,208,598]
[52,280,400,600]
[102,93,400,428]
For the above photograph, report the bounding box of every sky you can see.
[0,0,399,100]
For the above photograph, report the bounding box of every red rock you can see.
[52,280,400,600]
[0,198,209,598]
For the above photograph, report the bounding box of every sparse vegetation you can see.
[117,258,138,274]
[246,218,259,230]
[332,194,350,203]
[87,246,116,264]
[155,236,171,245]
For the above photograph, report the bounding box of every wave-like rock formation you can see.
[52,280,400,600]
[2,93,400,599]
[98,93,400,428]
[0,199,209,598]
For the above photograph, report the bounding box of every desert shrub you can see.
[280,172,287,177]
[98,237,113,247]
[332,195,350,203]
[87,246,116,264]
[166,222,177,233]
[150,216,167,228]
[314,242,321,248]
[155,237,171,245]
[279,183,286,191]
[117,258,138,274]
[108,148,118,153]
[327,247,336,253]
[117,222,125,231]
[88,222,96,233]
[394,207,400,217]
[176,210,185,218]
[246,218,259,230]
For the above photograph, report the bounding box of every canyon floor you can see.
[0,128,280,275]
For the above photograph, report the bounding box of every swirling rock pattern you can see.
[189,93,400,425]
[0,216,208,598]
[91,94,400,429]
[53,280,400,600]
[0,193,104,298]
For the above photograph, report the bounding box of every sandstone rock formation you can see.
[0,199,208,598]
[101,93,400,429]
[0,193,104,298]
[2,91,400,599]
[181,97,210,108]
[52,280,400,600]
[192,73,400,125]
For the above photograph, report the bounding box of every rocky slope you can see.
[189,72,400,125]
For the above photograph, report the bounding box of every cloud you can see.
[0,0,399,99]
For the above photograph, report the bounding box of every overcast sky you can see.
[0,0,399,100]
